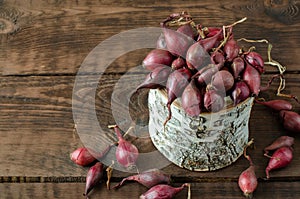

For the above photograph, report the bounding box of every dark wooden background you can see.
[0,0,300,198]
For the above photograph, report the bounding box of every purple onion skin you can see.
[193,63,222,86]
[205,27,222,38]
[186,41,208,71]
[70,147,96,167]
[166,67,193,106]
[186,30,222,71]
[265,146,293,179]
[139,183,189,199]
[224,38,240,62]
[142,49,173,71]
[211,50,225,65]
[113,125,139,168]
[231,57,245,79]
[181,79,203,117]
[116,140,139,168]
[165,67,192,125]
[204,89,225,112]
[238,165,257,198]
[177,23,197,39]
[71,145,113,167]
[264,136,294,153]
[245,51,265,74]
[256,99,293,112]
[163,27,195,57]
[280,110,300,133]
[199,29,222,51]
[113,169,171,189]
[84,162,104,197]
[230,81,250,106]
[197,27,222,41]
[171,57,186,70]
[136,66,172,91]
[211,70,234,92]
[242,63,261,96]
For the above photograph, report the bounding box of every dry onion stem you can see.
[107,125,135,138]
[214,17,247,52]
[237,38,297,100]
[162,12,295,100]
[106,161,114,190]
[187,183,191,199]
[161,11,195,27]
[244,138,255,165]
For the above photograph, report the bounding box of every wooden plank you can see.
[0,74,300,179]
[1,181,300,199]
[0,0,299,75]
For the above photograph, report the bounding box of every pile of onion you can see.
[68,11,299,199]
[137,11,289,126]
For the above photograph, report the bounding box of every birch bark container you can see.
[148,89,254,171]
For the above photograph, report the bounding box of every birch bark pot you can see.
[148,89,254,171]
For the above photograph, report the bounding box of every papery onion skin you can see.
[142,49,173,71]
[265,146,293,179]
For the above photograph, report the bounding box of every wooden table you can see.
[1,0,300,198]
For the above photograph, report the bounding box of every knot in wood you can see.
[264,0,290,8]
[264,0,299,24]
[0,18,17,34]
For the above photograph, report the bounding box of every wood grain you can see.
[1,1,300,198]
[0,0,299,75]
[1,181,300,199]
[0,74,300,179]
[264,0,300,24]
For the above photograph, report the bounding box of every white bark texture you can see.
[148,89,254,171]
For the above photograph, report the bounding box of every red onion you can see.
[242,62,261,96]
[165,67,192,125]
[231,57,245,79]
[193,63,222,85]
[177,23,197,39]
[245,51,264,74]
[163,27,194,57]
[139,183,190,199]
[264,136,294,154]
[84,162,104,197]
[255,99,292,112]
[113,168,171,189]
[230,81,250,106]
[224,38,240,61]
[186,41,208,71]
[238,139,257,198]
[70,147,96,167]
[199,29,222,51]
[112,125,139,168]
[142,49,173,71]
[186,30,222,71]
[136,65,172,91]
[205,27,222,38]
[265,146,293,179]
[204,89,225,112]
[279,110,300,133]
[238,165,257,198]
[171,57,186,70]
[181,79,203,117]
[211,70,234,92]
[210,50,225,65]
